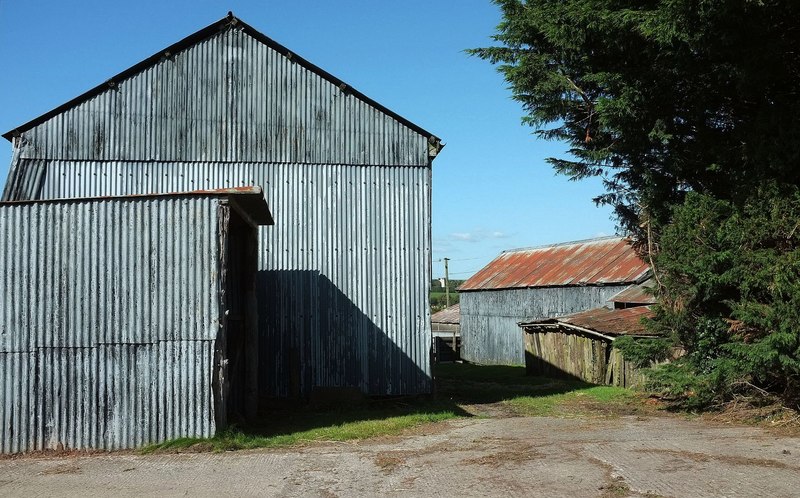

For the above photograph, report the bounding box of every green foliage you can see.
[470,0,800,234]
[474,0,800,409]
[430,291,460,311]
[649,185,800,407]
[612,336,672,369]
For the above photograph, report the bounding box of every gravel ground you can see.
[0,414,798,497]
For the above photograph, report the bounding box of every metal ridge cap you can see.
[499,235,627,255]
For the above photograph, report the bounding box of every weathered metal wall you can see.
[459,286,628,365]
[2,24,434,396]
[0,197,222,452]
[6,159,432,396]
[7,28,427,171]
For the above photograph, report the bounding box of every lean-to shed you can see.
[457,237,650,365]
[519,305,657,387]
[0,187,272,453]
[2,13,442,398]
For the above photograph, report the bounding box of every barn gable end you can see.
[2,15,439,399]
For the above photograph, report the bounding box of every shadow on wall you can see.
[257,270,431,401]
[524,350,602,385]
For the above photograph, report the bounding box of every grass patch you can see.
[437,363,640,417]
[507,385,635,417]
[145,363,647,454]
[143,400,462,454]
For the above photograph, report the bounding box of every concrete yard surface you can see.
[1,415,798,497]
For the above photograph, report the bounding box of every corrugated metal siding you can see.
[0,197,221,452]
[13,160,432,396]
[13,28,427,167]
[459,286,629,365]
[2,21,434,397]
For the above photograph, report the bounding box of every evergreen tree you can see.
[472,1,800,407]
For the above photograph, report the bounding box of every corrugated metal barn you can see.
[2,14,442,398]
[457,237,650,365]
[0,188,273,453]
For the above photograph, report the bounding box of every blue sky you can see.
[0,1,616,280]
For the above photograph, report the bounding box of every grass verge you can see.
[506,385,636,417]
[143,402,462,454]
[145,363,645,453]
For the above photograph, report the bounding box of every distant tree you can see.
[472,1,800,408]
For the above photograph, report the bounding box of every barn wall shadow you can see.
[255,270,431,404]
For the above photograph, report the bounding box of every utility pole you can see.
[444,257,450,308]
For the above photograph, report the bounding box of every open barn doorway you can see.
[219,204,260,428]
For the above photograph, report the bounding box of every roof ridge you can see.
[3,13,442,148]
[500,235,625,255]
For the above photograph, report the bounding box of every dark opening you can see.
[224,209,257,426]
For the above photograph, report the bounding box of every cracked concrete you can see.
[1,415,798,497]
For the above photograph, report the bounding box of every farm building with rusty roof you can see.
[457,236,651,365]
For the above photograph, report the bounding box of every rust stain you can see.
[522,306,655,337]
[459,237,649,291]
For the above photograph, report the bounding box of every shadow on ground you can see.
[240,363,597,439]
[434,362,600,404]
[145,363,611,452]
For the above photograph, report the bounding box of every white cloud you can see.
[449,229,511,243]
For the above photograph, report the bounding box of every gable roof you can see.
[458,236,650,292]
[2,12,442,152]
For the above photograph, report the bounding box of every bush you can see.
[651,184,800,409]
[612,336,673,369]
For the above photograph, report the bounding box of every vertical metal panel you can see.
[17,159,432,396]
[2,23,435,398]
[459,286,629,365]
[12,29,427,167]
[0,196,221,452]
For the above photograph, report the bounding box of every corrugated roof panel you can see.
[520,306,656,337]
[610,279,656,305]
[559,306,655,336]
[431,303,460,325]
[459,237,650,291]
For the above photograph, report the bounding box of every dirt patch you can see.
[39,464,82,476]
[461,447,542,467]
[373,441,456,473]
[636,448,800,470]
[459,401,522,418]
[0,447,127,461]
[589,455,666,498]
[374,452,407,473]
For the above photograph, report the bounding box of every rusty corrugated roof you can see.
[459,236,650,291]
[431,303,460,325]
[610,279,656,305]
[520,306,656,337]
